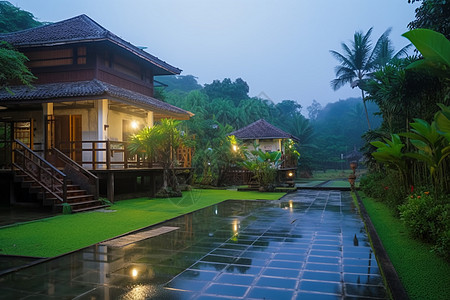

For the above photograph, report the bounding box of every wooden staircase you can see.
[12,140,107,213]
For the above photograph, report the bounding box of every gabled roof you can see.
[229,119,299,141]
[0,79,193,119]
[0,14,181,75]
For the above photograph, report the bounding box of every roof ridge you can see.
[229,119,299,141]
[0,14,181,75]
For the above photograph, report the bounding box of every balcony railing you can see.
[58,140,192,170]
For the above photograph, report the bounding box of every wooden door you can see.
[70,115,82,162]
[13,120,33,149]
[54,115,82,162]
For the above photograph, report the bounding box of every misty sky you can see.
[12,0,419,109]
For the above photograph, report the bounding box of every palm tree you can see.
[128,119,183,195]
[330,27,411,129]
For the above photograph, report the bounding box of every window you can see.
[26,47,87,67]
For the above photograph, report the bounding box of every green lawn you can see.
[359,193,450,300]
[0,189,285,258]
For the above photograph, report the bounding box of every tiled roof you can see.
[0,79,192,117]
[229,119,299,141]
[0,14,181,75]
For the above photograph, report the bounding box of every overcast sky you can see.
[12,0,419,109]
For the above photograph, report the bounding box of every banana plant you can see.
[370,134,407,174]
[240,148,282,190]
[435,103,450,143]
[401,118,448,178]
[402,29,450,76]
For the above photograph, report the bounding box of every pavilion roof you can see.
[229,119,299,141]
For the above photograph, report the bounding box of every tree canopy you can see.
[408,0,450,39]
[0,1,43,91]
[0,41,35,91]
[0,1,43,33]
[330,27,411,129]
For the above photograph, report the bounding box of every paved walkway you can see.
[0,190,387,299]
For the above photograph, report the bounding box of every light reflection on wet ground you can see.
[0,190,388,299]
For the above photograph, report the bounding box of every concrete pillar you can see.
[147,111,154,127]
[97,99,108,167]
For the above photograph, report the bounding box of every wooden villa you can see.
[0,15,193,212]
[226,119,299,186]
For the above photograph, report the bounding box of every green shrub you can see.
[399,191,450,261]
[433,228,450,261]
[62,203,72,214]
[360,170,406,211]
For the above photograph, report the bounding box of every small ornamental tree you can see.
[129,119,184,197]
[240,146,282,191]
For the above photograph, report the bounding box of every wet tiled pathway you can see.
[0,190,388,299]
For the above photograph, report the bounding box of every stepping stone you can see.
[100,226,179,247]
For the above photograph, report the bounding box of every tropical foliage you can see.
[330,27,410,129]
[361,26,450,260]
[128,119,185,196]
[240,147,282,191]
[0,41,36,92]
[0,1,43,33]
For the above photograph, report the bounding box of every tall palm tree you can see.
[330,27,411,130]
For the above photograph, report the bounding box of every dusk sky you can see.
[12,0,419,109]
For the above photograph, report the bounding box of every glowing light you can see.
[131,121,139,129]
[232,145,238,152]
[233,219,239,233]
[288,172,294,177]
[131,268,138,278]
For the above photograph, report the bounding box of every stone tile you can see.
[305,263,340,273]
[343,265,380,275]
[268,260,303,269]
[273,253,306,262]
[302,271,341,282]
[255,276,297,289]
[165,278,209,291]
[345,283,387,298]
[295,291,341,300]
[216,273,255,285]
[204,283,249,297]
[224,264,262,275]
[177,269,219,281]
[262,267,300,278]
[247,287,294,299]
[307,255,340,264]
[310,250,341,257]
[343,273,384,285]
[300,280,342,295]
[0,191,389,300]
[190,262,228,272]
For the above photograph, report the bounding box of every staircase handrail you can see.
[12,139,67,203]
[51,147,99,199]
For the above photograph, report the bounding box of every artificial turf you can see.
[0,189,285,258]
[359,194,450,300]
